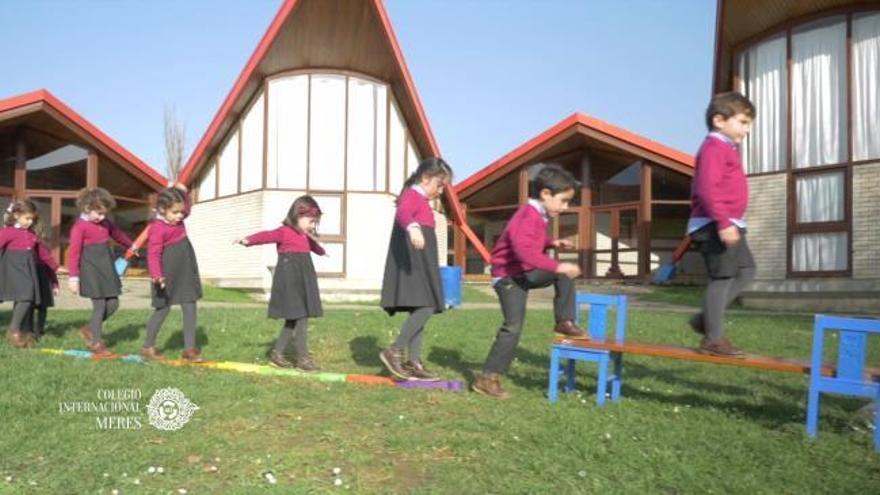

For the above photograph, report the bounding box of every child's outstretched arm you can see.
[147,224,166,287]
[237,227,283,247]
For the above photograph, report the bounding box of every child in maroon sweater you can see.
[472,165,586,399]
[142,184,204,362]
[0,199,60,348]
[67,187,135,358]
[687,92,756,357]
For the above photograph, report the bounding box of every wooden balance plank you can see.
[553,337,838,376]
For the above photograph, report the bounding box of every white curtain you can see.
[240,92,265,193]
[792,18,848,168]
[795,171,844,222]
[792,232,847,271]
[308,75,346,191]
[266,75,308,189]
[853,13,880,161]
[739,35,787,174]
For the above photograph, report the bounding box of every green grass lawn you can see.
[638,284,709,307]
[200,283,257,304]
[1,306,878,493]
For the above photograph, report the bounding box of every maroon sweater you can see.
[0,226,60,287]
[67,218,133,277]
[490,202,557,278]
[395,186,435,229]
[147,193,192,279]
[244,225,326,255]
[690,134,749,230]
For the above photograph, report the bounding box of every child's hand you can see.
[52,286,60,297]
[718,225,740,247]
[154,277,166,289]
[234,238,248,246]
[556,262,581,279]
[408,227,425,250]
[126,248,140,258]
[552,239,575,249]
[68,279,79,294]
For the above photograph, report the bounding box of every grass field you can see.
[1,306,878,493]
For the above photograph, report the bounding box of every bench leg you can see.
[611,352,623,403]
[596,354,609,407]
[806,387,820,439]
[548,347,561,403]
[564,359,576,393]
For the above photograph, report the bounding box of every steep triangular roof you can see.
[0,89,167,189]
[180,0,439,184]
[456,112,694,198]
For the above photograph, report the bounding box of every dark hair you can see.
[156,187,187,212]
[283,195,322,232]
[3,198,39,227]
[398,156,453,203]
[76,187,116,213]
[705,91,755,130]
[530,164,580,199]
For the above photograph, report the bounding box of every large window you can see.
[735,10,880,276]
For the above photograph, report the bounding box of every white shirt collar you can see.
[527,199,549,222]
[412,185,428,198]
[13,223,27,229]
[709,131,736,147]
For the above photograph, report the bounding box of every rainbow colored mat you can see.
[38,348,464,391]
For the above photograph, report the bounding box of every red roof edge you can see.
[179,0,302,184]
[455,112,694,196]
[0,89,167,189]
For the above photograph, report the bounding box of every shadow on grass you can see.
[161,326,212,351]
[349,335,384,369]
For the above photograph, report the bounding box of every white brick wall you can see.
[745,174,788,281]
[853,161,880,280]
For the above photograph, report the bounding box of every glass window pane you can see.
[267,75,308,189]
[217,130,239,197]
[375,85,387,192]
[308,74,346,191]
[240,92,265,193]
[558,212,579,249]
[740,34,788,173]
[792,232,847,271]
[313,242,344,273]
[852,13,880,161]
[792,18,847,168]
[198,163,216,201]
[98,157,150,200]
[26,143,88,190]
[347,77,378,191]
[313,194,342,237]
[388,99,406,194]
[619,210,639,249]
[406,138,419,178]
[0,137,14,188]
[795,171,844,223]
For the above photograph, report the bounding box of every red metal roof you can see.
[455,112,695,196]
[0,89,167,189]
[179,0,439,185]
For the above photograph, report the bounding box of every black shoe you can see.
[295,354,320,372]
[379,347,410,380]
[269,350,294,368]
[402,361,440,381]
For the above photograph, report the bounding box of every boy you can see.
[688,91,756,357]
[472,164,586,399]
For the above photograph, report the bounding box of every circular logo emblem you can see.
[146,388,199,431]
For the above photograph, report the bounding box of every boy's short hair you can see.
[705,92,755,131]
[530,164,580,198]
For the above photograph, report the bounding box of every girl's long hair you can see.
[282,195,322,234]
[396,157,453,204]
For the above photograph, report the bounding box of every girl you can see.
[142,184,203,362]
[22,240,60,341]
[67,187,135,358]
[379,157,452,381]
[236,195,325,372]
[0,200,60,348]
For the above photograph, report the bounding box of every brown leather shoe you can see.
[7,331,33,349]
[294,354,320,373]
[688,314,706,335]
[139,346,166,361]
[471,372,511,399]
[379,347,410,380]
[554,320,588,339]
[269,350,294,368]
[697,337,746,358]
[181,348,206,363]
[89,342,119,360]
[403,360,440,381]
[79,325,93,345]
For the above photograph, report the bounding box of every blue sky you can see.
[0,0,716,181]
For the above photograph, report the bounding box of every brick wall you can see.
[745,174,787,281]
